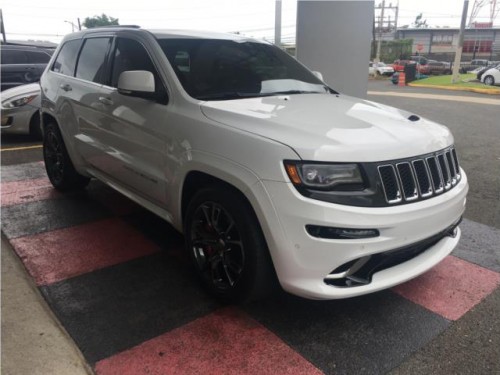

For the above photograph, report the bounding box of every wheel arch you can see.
[40,111,89,177]
[29,111,42,139]
[181,170,257,228]
[41,112,58,132]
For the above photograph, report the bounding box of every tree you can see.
[412,13,428,28]
[82,14,119,29]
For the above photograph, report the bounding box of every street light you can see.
[64,20,76,32]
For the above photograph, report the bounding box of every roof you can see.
[149,29,260,42]
[63,27,264,43]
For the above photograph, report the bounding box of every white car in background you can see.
[480,65,500,86]
[1,83,42,138]
[369,61,394,76]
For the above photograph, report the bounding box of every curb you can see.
[407,83,500,95]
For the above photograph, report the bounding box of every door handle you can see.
[60,84,72,92]
[99,97,114,106]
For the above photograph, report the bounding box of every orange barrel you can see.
[398,72,406,86]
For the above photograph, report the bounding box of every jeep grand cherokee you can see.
[40,27,468,301]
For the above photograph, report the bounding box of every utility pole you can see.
[77,17,82,31]
[452,0,469,83]
[275,0,282,47]
[375,0,385,63]
[374,1,399,61]
[0,9,7,43]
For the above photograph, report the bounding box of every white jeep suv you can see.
[40,27,468,301]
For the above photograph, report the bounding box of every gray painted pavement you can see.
[1,237,90,375]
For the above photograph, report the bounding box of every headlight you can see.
[2,94,38,109]
[284,161,364,190]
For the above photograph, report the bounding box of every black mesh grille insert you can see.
[438,154,450,187]
[426,157,443,192]
[445,151,456,179]
[396,163,417,199]
[378,165,400,202]
[413,160,432,196]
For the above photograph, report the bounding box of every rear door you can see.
[53,36,114,166]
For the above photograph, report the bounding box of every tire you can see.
[184,185,276,302]
[484,75,495,86]
[43,122,90,191]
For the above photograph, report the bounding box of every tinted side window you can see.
[1,50,28,64]
[76,37,111,84]
[52,40,82,76]
[26,51,51,63]
[110,38,159,88]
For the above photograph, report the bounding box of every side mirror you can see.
[118,70,156,99]
[312,71,324,81]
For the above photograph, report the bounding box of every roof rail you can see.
[92,25,141,29]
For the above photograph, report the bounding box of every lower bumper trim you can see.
[324,217,462,287]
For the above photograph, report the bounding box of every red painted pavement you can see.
[10,218,160,285]
[393,255,500,320]
[1,177,60,207]
[95,307,323,375]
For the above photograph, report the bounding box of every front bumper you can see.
[0,106,38,135]
[254,170,468,300]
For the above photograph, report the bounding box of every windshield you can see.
[158,38,331,100]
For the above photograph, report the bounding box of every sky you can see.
[1,0,498,44]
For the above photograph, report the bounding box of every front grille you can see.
[378,146,461,205]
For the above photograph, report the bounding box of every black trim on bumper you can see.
[324,217,462,288]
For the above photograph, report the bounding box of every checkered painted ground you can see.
[2,162,500,375]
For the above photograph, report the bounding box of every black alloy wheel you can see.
[190,201,245,291]
[43,122,90,191]
[185,185,276,302]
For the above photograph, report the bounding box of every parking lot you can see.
[2,82,500,374]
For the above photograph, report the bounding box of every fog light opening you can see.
[306,225,380,239]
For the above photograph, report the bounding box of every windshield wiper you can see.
[196,87,335,101]
[196,92,266,101]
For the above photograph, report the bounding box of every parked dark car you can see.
[427,60,452,75]
[393,58,430,75]
[0,44,54,91]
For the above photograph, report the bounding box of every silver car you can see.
[1,83,42,138]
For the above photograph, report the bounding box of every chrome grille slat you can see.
[452,148,461,181]
[437,154,452,190]
[379,146,461,205]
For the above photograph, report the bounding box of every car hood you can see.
[200,93,453,162]
[1,83,41,97]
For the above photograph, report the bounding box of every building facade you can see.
[396,27,500,62]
